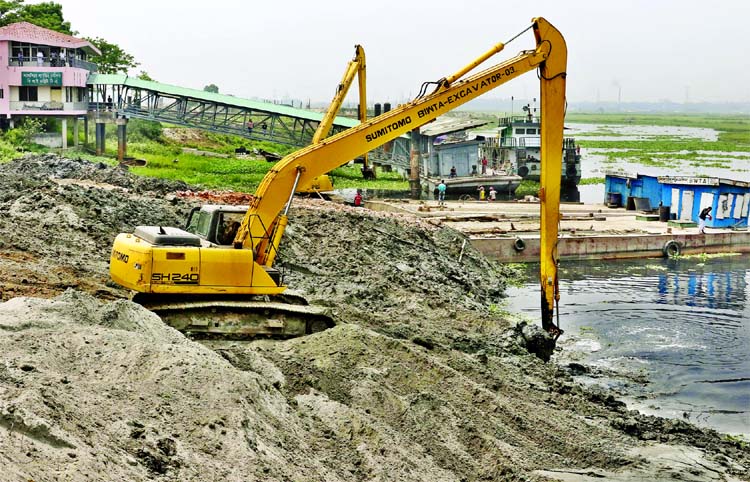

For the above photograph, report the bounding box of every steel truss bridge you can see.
[87,74,410,169]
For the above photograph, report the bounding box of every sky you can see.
[39,0,750,106]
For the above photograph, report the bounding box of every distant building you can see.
[0,22,100,147]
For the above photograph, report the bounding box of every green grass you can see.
[0,138,24,162]
[329,165,408,190]
[73,139,407,192]
[127,146,282,191]
[579,177,605,185]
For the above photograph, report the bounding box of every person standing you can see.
[488,186,496,201]
[481,156,488,175]
[247,120,254,134]
[353,190,363,207]
[36,50,44,66]
[478,185,485,201]
[698,206,712,234]
[437,180,447,205]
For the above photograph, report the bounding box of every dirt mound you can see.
[0,153,190,195]
[0,154,746,481]
[0,154,196,301]
[0,291,349,481]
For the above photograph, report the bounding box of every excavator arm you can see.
[235,17,566,330]
[535,20,566,334]
[312,44,367,146]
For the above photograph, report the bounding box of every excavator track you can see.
[132,294,335,338]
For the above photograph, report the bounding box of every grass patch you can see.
[91,142,408,192]
[579,177,604,185]
[514,180,539,198]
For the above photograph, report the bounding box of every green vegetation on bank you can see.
[74,121,408,192]
[566,113,750,146]
[2,112,747,194]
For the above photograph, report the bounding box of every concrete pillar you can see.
[116,116,128,161]
[73,117,79,147]
[409,129,421,200]
[95,119,105,155]
[61,117,68,149]
[83,117,88,146]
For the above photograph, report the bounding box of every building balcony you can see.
[8,57,97,72]
[9,100,88,112]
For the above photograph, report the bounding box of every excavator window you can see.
[186,208,212,239]
[216,212,244,245]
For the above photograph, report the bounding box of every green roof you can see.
[87,74,359,128]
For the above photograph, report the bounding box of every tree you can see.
[85,37,139,74]
[203,84,219,94]
[0,1,73,34]
[137,71,155,82]
[0,1,23,22]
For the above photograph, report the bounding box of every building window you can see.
[20,86,38,102]
[516,128,526,135]
[65,87,73,102]
[78,87,85,102]
[0,89,4,99]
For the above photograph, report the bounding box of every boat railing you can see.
[484,135,577,150]
[498,115,539,125]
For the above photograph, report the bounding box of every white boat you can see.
[481,107,581,187]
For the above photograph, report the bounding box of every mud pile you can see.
[0,154,193,301]
[0,154,747,481]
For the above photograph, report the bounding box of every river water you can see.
[504,255,750,437]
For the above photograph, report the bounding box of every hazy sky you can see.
[42,0,750,105]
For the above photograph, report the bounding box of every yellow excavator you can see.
[110,17,565,336]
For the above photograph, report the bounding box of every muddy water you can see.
[504,255,750,437]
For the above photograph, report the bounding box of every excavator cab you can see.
[185,205,248,246]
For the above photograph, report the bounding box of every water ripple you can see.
[505,256,750,435]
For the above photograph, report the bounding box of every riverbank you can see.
[0,154,747,481]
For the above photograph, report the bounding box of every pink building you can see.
[0,22,100,146]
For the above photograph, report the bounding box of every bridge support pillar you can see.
[409,130,421,200]
[95,119,105,155]
[61,117,67,150]
[116,117,128,161]
[72,117,79,147]
[83,117,88,147]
